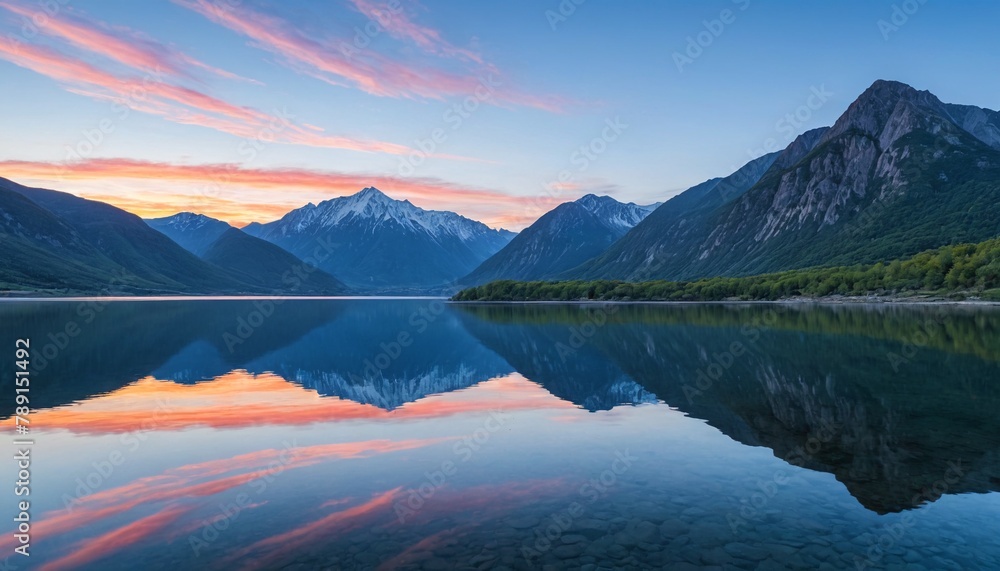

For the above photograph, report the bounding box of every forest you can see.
[453,237,1000,302]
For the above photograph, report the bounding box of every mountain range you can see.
[243,187,515,292]
[461,194,659,285]
[0,177,272,294]
[3,79,999,296]
[572,80,1000,281]
[146,213,346,293]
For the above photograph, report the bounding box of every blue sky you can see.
[1,0,997,228]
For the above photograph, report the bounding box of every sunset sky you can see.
[1,0,998,229]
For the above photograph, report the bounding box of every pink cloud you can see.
[347,0,483,64]
[175,0,569,112]
[0,33,420,155]
[0,1,260,84]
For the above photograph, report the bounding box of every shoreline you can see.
[1,294,997,307]
[0,295,448,302]
[447,296,1000,307]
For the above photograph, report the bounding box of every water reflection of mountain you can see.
[241,302,512,408]
[454,309,659,411]
[457,303,1000,514]
[0,300,342,412]
[6,298,999,513]
[0,300,512,413]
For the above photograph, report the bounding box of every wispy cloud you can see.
[0,1,259,84]
[347,0,482,63]
[0,158,565,228]
[0,5,430,156]
[175,0,569,112]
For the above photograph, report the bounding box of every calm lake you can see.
[1,299,999,570]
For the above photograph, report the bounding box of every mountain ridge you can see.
[570,79,1000,282]
[244,186,516,292]
[461,194,657,285]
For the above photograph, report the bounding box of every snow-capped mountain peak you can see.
[144,212,232,256]
[282,187,508,242]
[243,186,516,290]
[574,194,659,232]
[150,212,226,232]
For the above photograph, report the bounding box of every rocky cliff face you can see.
[574,151,782,281]
[575,80,1000,281]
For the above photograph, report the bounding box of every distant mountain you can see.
[573,80,1000,281]
[572,150,783,280]
[202,227,346,293]
[0,183,122,292]
[0,177,250,294]
[146,213,346,294]
[243,187,515,292]
[0,178,346,295]
[146,212,231,256]
[461,194,657,284]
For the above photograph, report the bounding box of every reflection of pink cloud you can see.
[0,2,259,83]
[167,501,268,540]
[176,0,568,112]
[231,488,405,570]
[0,437,444,555]
[376,478,573,569]
[0,39,416,155]
[39,505,194,571]
[375,527,467,571]
[235,478,571,570]
[0,160,560,228]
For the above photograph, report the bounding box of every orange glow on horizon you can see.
[0,159,568,229]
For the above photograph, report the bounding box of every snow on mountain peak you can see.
[152,212,226,232]
[280,187,502,241]
[573,194,658,231]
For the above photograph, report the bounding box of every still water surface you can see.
[1,299,999,570]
